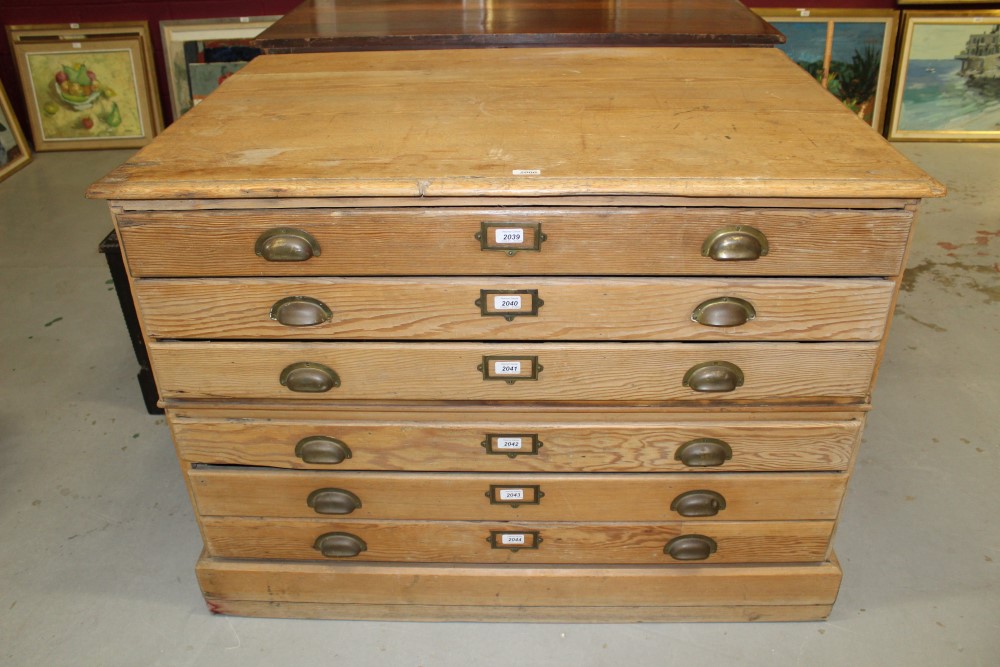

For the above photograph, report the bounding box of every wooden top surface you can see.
[89,48,944,201]
[254,0,784,52]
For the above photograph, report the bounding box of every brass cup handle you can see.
[255,227,321,262]
[280,362,340,393]
[270,296,333,327]
[701,225,769,261]
[313,532,367,558]
[674,438,733,467]
[295,436,352,465]
[307,488,362,515]
[670,490,727,517]
[664,534,718,561]
[691,297,756,327]
[683,361,744,393]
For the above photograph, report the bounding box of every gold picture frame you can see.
[160,16,280,121]
[888,11,1000,141]
[753,8,899,132]
[7,22,163,151]
[0,80,32,182]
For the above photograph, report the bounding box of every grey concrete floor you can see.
[0,144,997,666]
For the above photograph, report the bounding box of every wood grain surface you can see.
[87,48,944,201]
[188,468,848,521]
[196,553,843,608]
[136,276,894,341]
[116,207,915,277]
[255,0,784,52]
[149,341,880,403]
[200,517,834,564]
[170,414,861,472]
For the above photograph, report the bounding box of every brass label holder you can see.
[478,355,543,384]
[475,289,544,321]
[485,484,544,508]
[481,434,543,458]
[487,531,542,552]
[474,221,547,255]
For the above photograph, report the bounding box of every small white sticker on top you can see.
[512,169,541,175]
[495,228,524,244]
[499,489,525,501]
[495,361,522,376]
[496,437,524,450]
[494,295,523,311]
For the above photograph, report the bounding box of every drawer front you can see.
[188,468,848,521]
[196,555,844,611]
[117,207,912,277]
[151,341,879,403]
[172,415,861,472]
[136,277,894,341]
[201,517,834,564]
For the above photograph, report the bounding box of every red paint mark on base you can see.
[938,242,960,250]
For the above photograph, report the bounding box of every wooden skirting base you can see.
[196,553,842,623]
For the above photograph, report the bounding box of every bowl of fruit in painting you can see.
[53,64,103,110]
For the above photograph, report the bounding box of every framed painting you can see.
[889,11,1000,141]
[8,23,162,151]
[753,9,899,131]
[160,17,280,120]
[0,81,32,182]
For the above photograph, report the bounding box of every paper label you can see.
[494,295,522,311]
[498,489,524,501]
[494,228,524,244]
[70,23,80,29]
[72,42,82,49]
[500,534,526,545]
[494,361,521,375]
[512,169,541,176]
[496,437,523,450]
[239,16,250,22]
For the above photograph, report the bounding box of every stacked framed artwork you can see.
[0,80,31,181]
[753,9,899,132]
[755,7,1000,142]
[7,22,163,151]
[160,17,280,120]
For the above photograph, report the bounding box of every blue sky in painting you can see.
[772,22,886,63]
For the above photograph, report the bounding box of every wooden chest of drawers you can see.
[89,47,942,622]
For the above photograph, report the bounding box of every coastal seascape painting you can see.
[754,10,898,130]
[889,12,1000,141]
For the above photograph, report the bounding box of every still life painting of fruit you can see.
[26,49,143,142]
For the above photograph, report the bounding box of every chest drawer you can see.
[201,517,835,565]
[171,414,861,473]
[136,277,894,341]
[188,468,848,522]
[150,341,879,404]
[117,207,913,277]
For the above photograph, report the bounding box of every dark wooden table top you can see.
[255,0,784,53]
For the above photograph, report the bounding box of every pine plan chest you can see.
[89,47,943,622]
